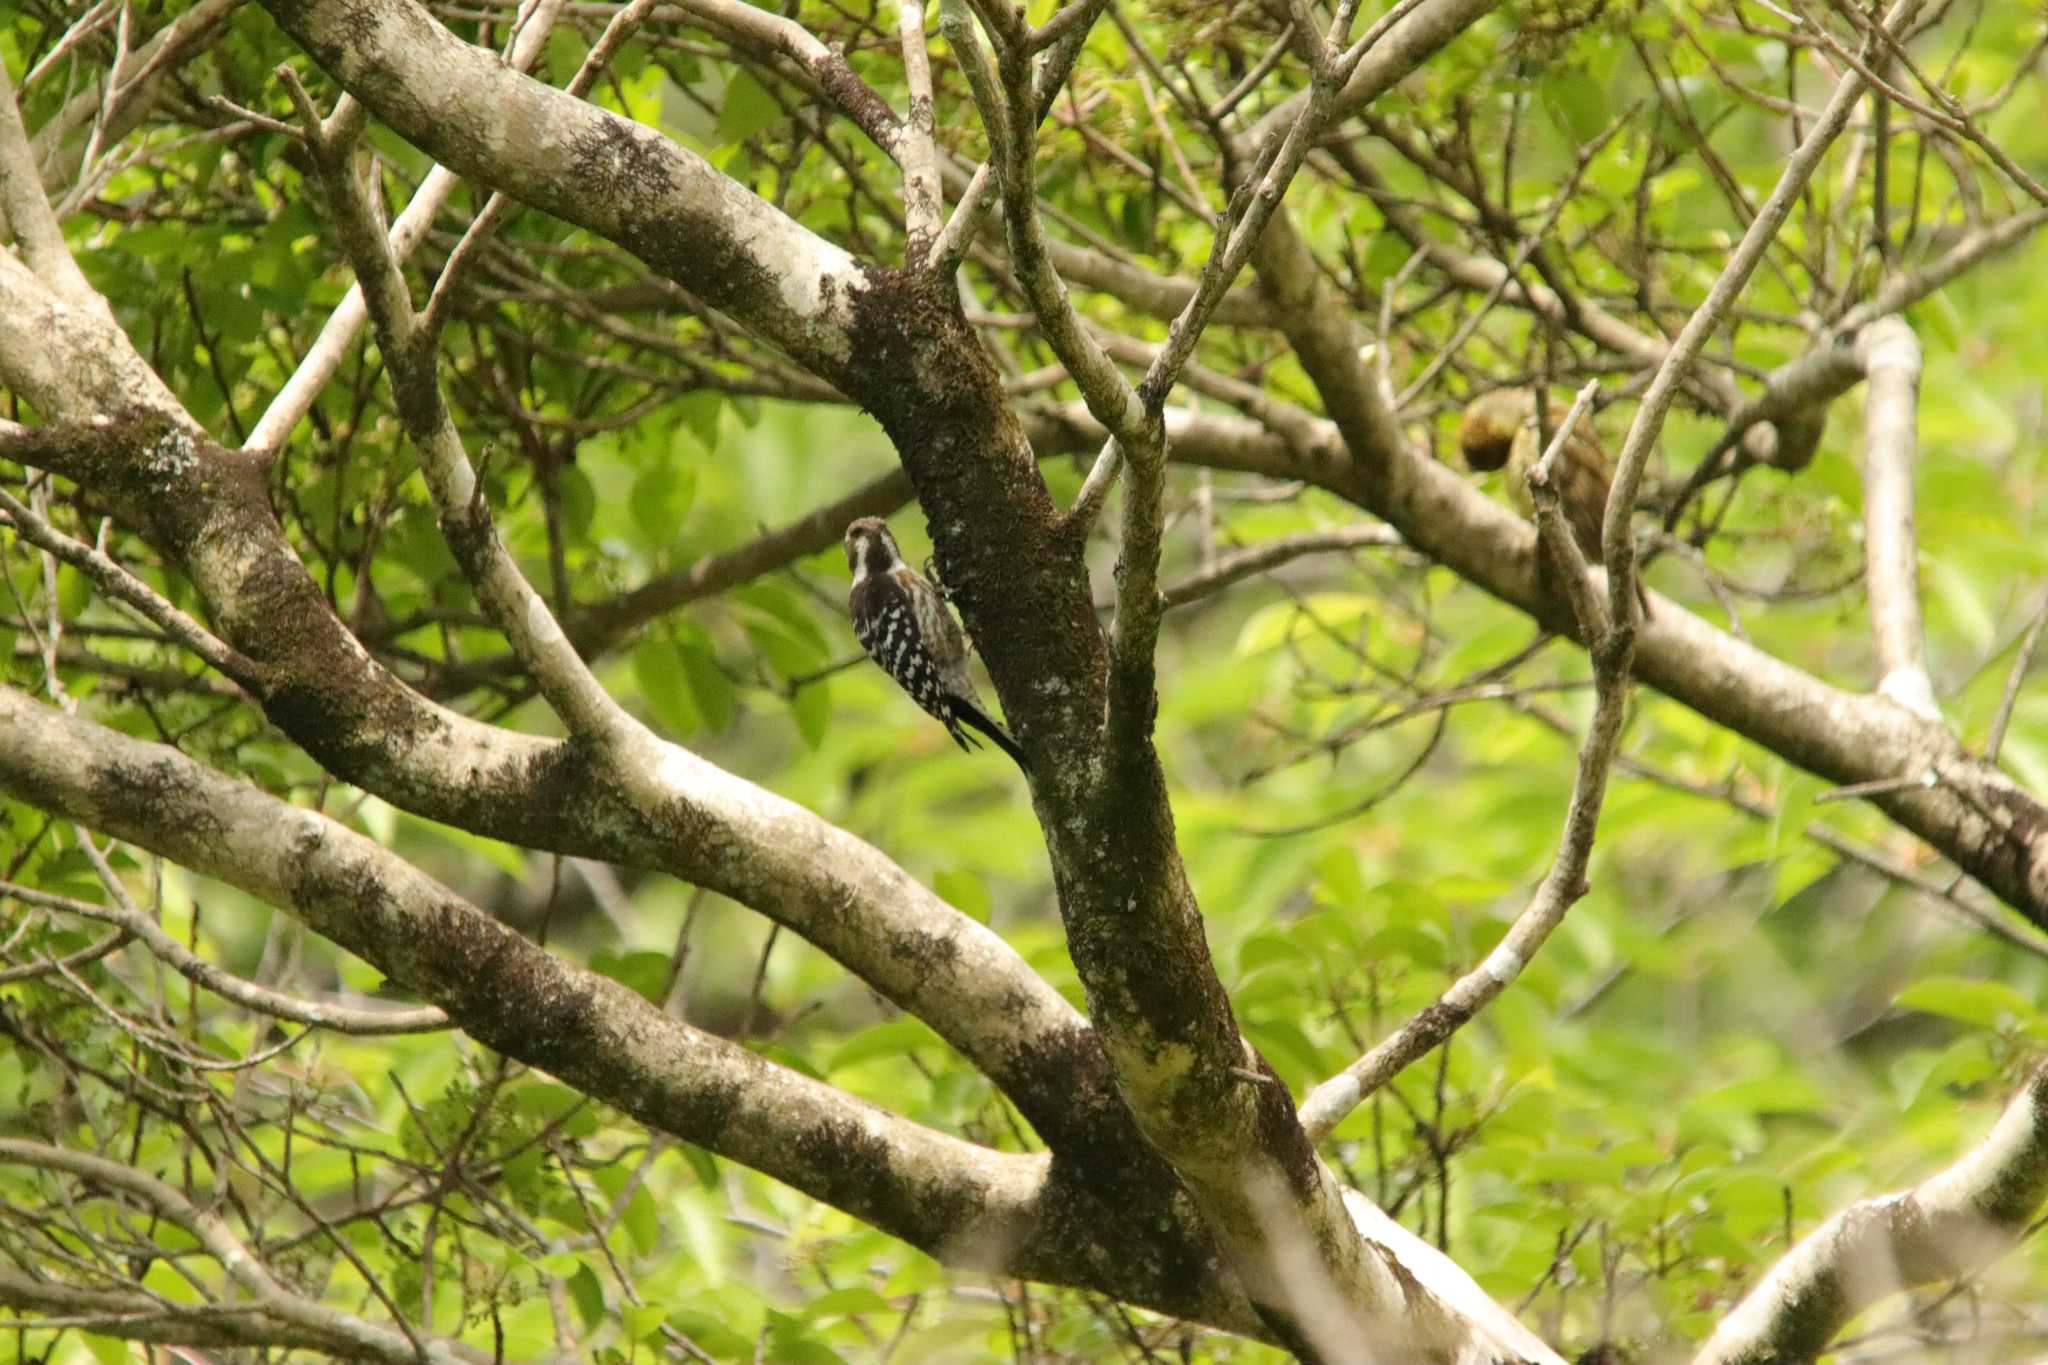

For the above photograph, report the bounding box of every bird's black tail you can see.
[952,697,1029,774]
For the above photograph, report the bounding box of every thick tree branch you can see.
[0,682,1349,1334]
[0,409,1091,1157]
[257,0,868,381]
[0,684,1219,1307]
[1695,1065,2048,1365]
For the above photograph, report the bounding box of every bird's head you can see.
[1457,388,1537,473]
[843,517,902,582]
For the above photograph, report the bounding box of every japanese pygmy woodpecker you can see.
[844,517,1026,770]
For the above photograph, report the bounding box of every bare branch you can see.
[1857,316,1938,719]
[0,435,254,687]
[0,63,95,309]
[1526,382,1615,644]
[929,0,1109,276]
[897,0,943,259]
[1160,526,1406,610]
[0,879,449,1034]
[1603,0,1917,634]
[1695,1066,2048,1365]
[0,1137,473,1365]
[244,0,565,452]
[1101,0,1393,735]
[28,0,242,198]
[1302,383,1635,1144]
[1688,206,2048,485]
[1987,592,2048,763]
[0,1264,386,1358]
[285,64,638,746]
[419,0,659,341]
[939,0,1140,441]
[667,0,906,158]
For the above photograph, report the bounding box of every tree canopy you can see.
[3,1,2048,1362]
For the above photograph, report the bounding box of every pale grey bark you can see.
[4,2,2047,1361]
[0,682,1067,1294]
[1695,1067,2048,1365]
[0,258,1085,1133]
[1858,317,1939,719]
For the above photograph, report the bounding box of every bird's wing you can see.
[903,569,977,697]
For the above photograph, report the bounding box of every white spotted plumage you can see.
[844,517,1027,771]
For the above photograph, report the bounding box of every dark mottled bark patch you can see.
[1023,1161,1228,1321]
[283,834,611,1081]
[89,756,225,848]
[260,0,382,97]
[1245,1051,1322,1206]
[587,127,792,336]
[1251,1301,1332,1365]
[631,1068,750,1157]
[813,59,900,150]
[882,920,962,977]
[567,116,677,205]
[795,1115,956,1247]
[996,1021,1233,1319]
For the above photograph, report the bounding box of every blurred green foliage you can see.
[5,0,2048,1361]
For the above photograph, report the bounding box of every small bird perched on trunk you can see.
[844,517,1027,771]
[1458,388,1651,615]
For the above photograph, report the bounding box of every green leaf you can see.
[1235,592,1376,656]
[932,869,991,923]
[668,1312,754,1357]
[556,464,596,542]
[1237,930,1311,975]
[622,1303,668,1342]
[802,1286,891,1320]
[746,620,821,679]
[589,950,671,1004]
[567,1263,606,1333]
[738,582,829,655]
[675,392,723,452]
[829,1016,936,1073]
[81,1335,130,1365]
[621,1184,660,1255]
[789,681,829,750]
[631,463,692,548]
[1362,231,1411,285]
[1895,975,2043,1033]
[143,1259,200,1305]
[681,1144,721,1188]
[677,630,736,731]
[633,636,702,735]
[716,69,782,145]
